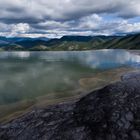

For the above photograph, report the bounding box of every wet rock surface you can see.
[0,72,140,140]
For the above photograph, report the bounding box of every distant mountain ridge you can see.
[0,33,139,51]
[0,37,50,44]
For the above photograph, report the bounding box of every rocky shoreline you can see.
[0,71,140,140]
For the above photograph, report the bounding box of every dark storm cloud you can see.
[0,18,43,24]
[0,0,140,37]
[0,0,140,23]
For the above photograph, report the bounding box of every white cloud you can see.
[10,23,30,36]
[38,21,69,30]
[79,14,102,29]
[0,23,30,37]
[0,0,140,37]
[117,21,140,33]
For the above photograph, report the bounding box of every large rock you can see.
[0,72,140,140]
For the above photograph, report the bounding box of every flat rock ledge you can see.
[1,72,140,140]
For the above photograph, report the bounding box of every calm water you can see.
[0,49,140,105]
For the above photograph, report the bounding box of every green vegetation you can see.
[0,33,140,51]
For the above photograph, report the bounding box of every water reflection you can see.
[0,51,30,59]
[0,49,140,68]
[0,49,139,105]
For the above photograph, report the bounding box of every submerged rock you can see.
[0,72,140,140]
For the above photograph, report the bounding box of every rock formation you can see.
[0,72,140,140]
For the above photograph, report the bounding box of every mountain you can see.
[0,40,9,45]
[60,35,93,42]
[0,37,50,48]
[0,33,140,51]
[15,40,49,49]
[47,34,140,50]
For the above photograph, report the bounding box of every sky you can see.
[0,0,140,38]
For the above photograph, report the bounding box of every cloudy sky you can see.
[0,0,140,38]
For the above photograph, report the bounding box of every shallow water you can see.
[0,49,140,106]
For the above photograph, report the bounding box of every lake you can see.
[0,49,140,121]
